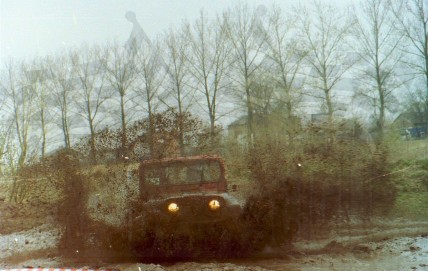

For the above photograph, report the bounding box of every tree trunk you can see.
[120,93,127,156]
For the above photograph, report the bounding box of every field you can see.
[2,138,428,269]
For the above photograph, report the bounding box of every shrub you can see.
[241,135,396,243]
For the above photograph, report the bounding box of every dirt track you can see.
[2,220,428,271]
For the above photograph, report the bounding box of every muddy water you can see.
[2,223,428,270]
[160,236,428,270]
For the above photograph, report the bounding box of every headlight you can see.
[167,202,179,213]
[209,199,221,211]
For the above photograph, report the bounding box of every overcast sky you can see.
[0,0,353,64]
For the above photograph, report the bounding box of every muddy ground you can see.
[1,202,428,270]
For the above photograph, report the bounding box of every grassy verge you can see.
[390,192,428,220]
[387,143,428,220]
[390,138,428,162]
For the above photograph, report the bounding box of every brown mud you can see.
[2,217,428,271]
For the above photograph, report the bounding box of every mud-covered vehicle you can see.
[127,155,243,257]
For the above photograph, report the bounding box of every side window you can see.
[145,168,161,185]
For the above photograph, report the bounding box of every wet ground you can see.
[2,222,428,271]
[2,200,428,270]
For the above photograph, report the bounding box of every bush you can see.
[241,136,396,243]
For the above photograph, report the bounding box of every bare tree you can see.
[134,39,166,155]
[1,61,36,170]
[0,114,13,176]
[104,41,141,156]
[391,0,428,127]
[352,0,403,142]
[46,54,75,149]
[250,72,277,118]
[295,1,355,125]
[402,87,428,126]
[223,3,268,142]
[4,139,18,176]
[187,11,233,135]
[162,28,193,114]
[21,59,51,160]
[264,6,306,143]
[161,26,195,154]
[0,76,9,175]
[71,45,111,162]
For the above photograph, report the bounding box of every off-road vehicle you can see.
[127,155,242,256]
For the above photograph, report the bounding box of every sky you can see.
[0,0,352,64]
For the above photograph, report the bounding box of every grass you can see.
[391,138,428,162]
[384,138,428,219]
[390,192,428,220]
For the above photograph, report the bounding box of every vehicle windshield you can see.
[143,161,221,186]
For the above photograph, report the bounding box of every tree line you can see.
[0,0,427,174]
